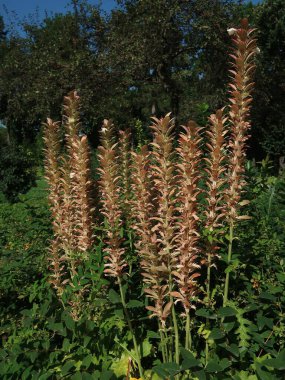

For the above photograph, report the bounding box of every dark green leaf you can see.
[180,348,201,369]
[71,373,82,380]
[263,349,285,370]
[108,289,121,304]
[219,343,240,358]
[153,362,180,378]
[196,308,216,319]
[126,300,144,308]
[205,360,223,373]
[61,360,76,376]
[193,369,206,380]
[223,321,236,332]
[259,292,276,302]
[208,328,225,340]
[255,363,278,380]
[217,306,237,317]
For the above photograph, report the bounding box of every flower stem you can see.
[206,253,211,308]
[172,301,180,364]
[223,220,234,306]
[118,278,144,379]
[158,321,167,363]
[185,312,192,350]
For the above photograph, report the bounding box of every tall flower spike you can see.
[43,118,63,241]
[131,146,165,321]
[61,91,82,255]
[204,109,228,309]
[98,119,127,278]
[171,121,202,313]
[118,129,132,222]
[48,239,66,297]
[147,113,177,324]
[204,109,228,259]
[223,19,257,307]
[43,118,66,294]
[72,135,94,253]
[226,18,257,220]
[59,157,77,255]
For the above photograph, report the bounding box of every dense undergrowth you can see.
[0,19,285,380]
[0,161,284,379]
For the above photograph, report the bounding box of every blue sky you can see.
[1,0,117,26]
[0,0,262,28]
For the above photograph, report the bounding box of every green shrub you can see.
[0,145,36,202]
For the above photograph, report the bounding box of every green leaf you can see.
[147,330,160,339]
[93,370,114,380]
[62,338,71,351]
[263,349,285,370]
[22,367,32,380]
[38,372,53,380]
[81,373,94,380]
[127,300,144,308]
[47,322,67,336]
[93,298,108,307]
[208,328,225,340]
[276,273,285,283]
[82,354,93,369]
[61,360,76,376]
[108,289,121,304]
[100,371,114,380]
[192,369,206,380]
[180,348,201,369]
[153,363,180,378]
[217,306,237,317]
[205,360,223,373]
[219,343,240,358]
[219,358,231,370]
[113,308,124,319]
[255,363,278,380]
[111,353,129,378]
[257,315,273,330]
[223,321,236,332]
[259,292,277,302]
[141,339,152,358]
[196,308,216,319]
[83,336,91,347]
[71,373,82,380]
[27,350,38,363]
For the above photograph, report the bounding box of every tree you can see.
[101,0,242,125]
[0,145,36,202]
[0,6,108,146]
[250,0,285,165]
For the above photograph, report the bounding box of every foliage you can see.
[251,0,285,163]
[0,144,36,202]
[0,8,284,380]
[1,0,284,162]
[0,1,254,144]
[1,168,284,378]
[0,179,51,325]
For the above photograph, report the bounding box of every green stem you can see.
[171,296,180,364]
[206,253,211,308]
[158,321,167,363]
[185,312,192,350]
[118,278,144,379]
[223,220,234,307]
[205,338,209,364]
[205,252,211,362]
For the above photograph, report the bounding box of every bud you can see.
[227,28,237,36]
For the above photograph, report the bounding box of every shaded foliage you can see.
[0,145,36,202]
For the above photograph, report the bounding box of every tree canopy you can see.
[0,0,284,163]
